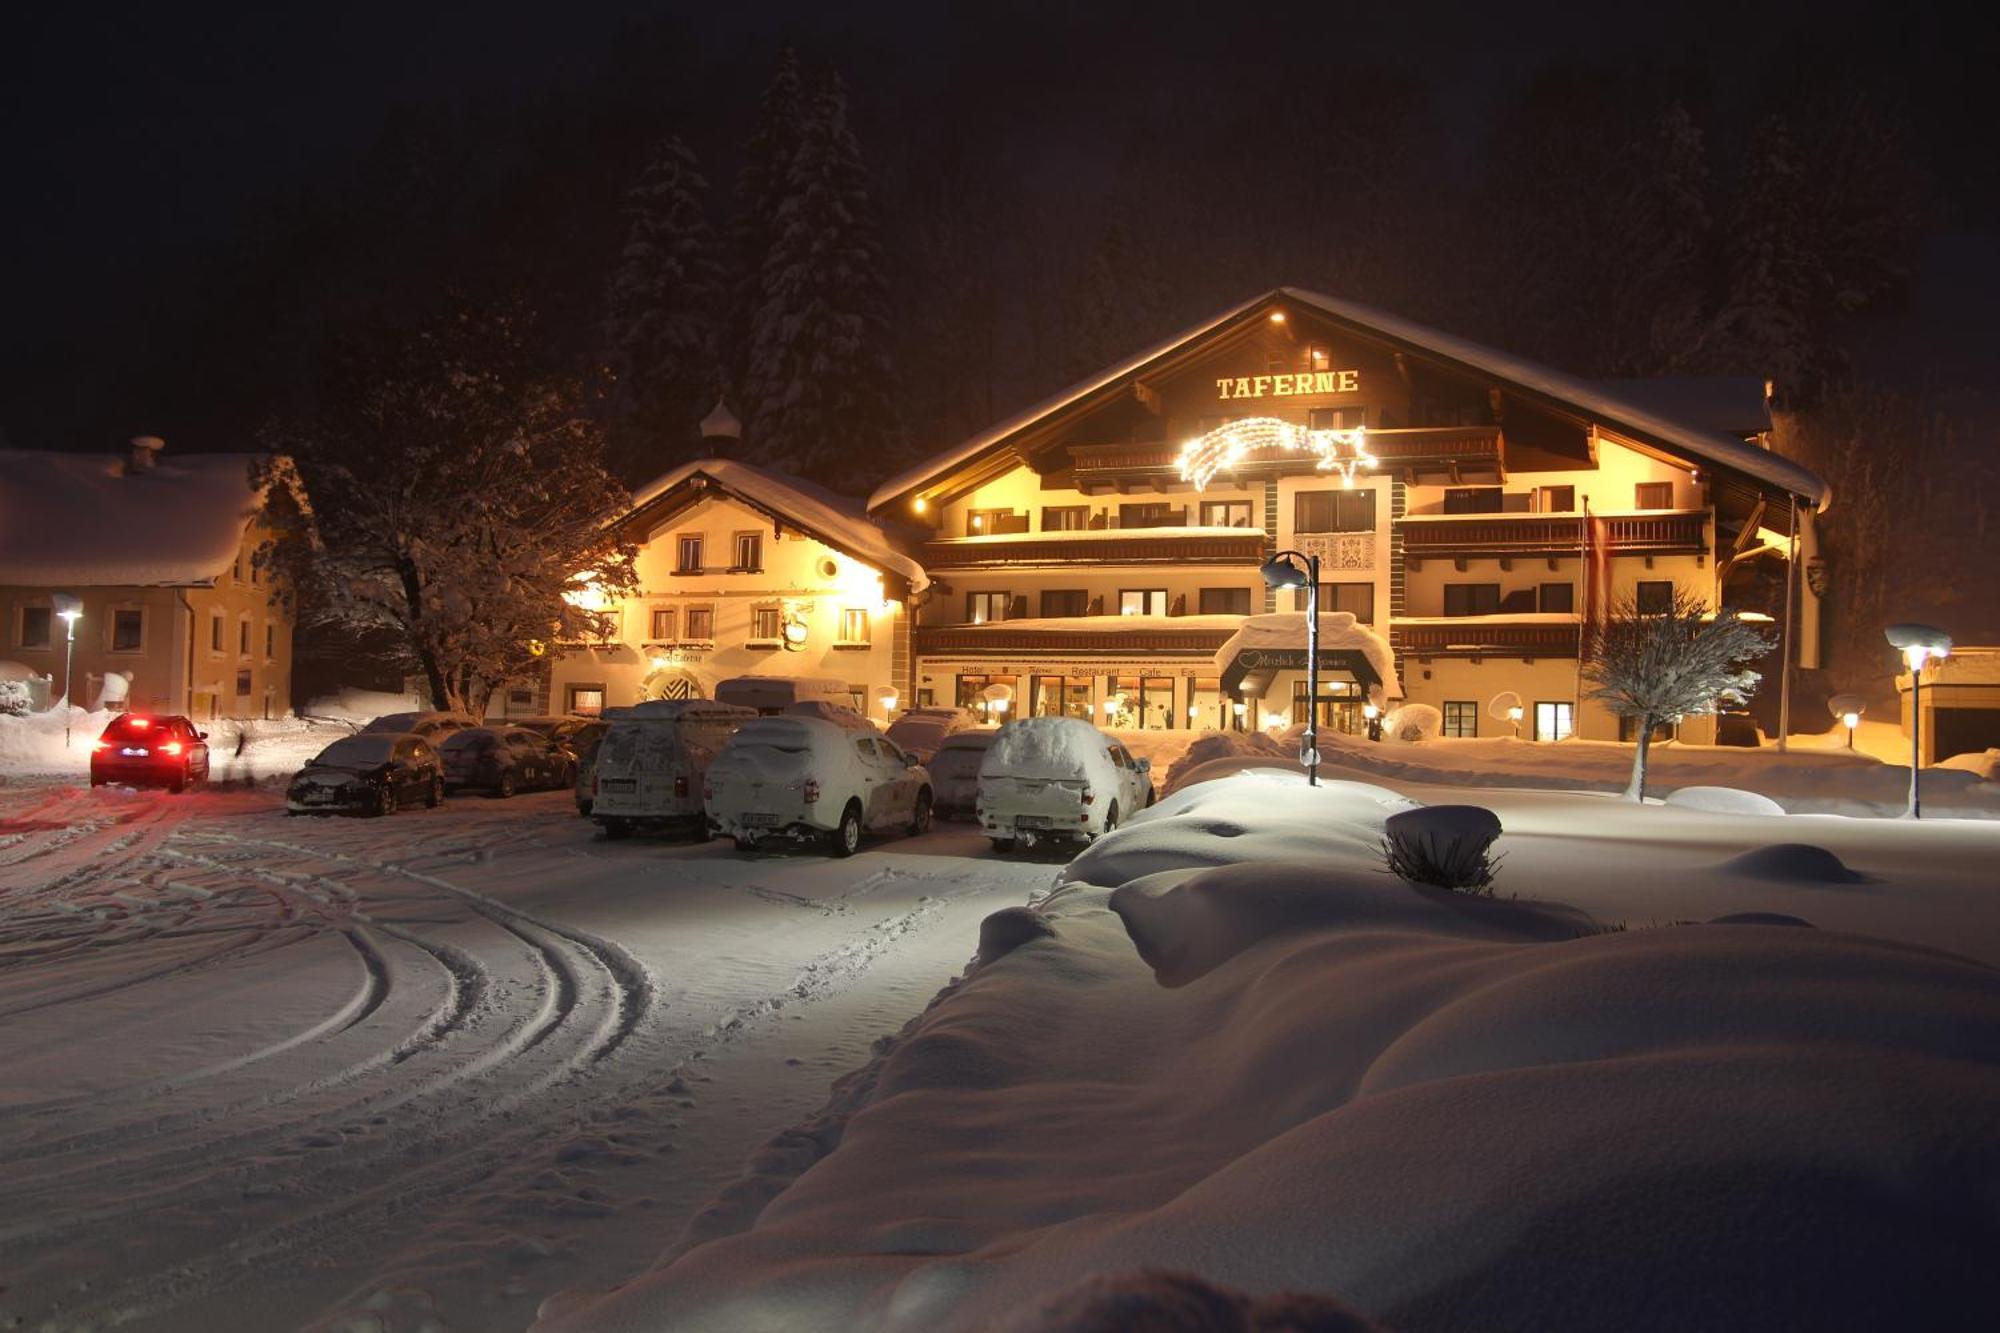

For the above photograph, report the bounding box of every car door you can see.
[506,731,543,786]
[408,738,436,795]
[852,737,892,828]
[181,720,211,779]
[390,738,418,798]
[878,740,917,821]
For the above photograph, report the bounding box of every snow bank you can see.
[1161,730,1291,795]
[549,775,1999,1331]
[0,706,344,784]
[301,686,424,724]
[1717,843,1870,884]
[1662,785,1786,816]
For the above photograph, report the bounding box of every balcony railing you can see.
[1391,621,1585,659]
[1400,510,1707,557]
[915,622,1236,657]
[1068,425,1504,488]
[922,531,1267,569]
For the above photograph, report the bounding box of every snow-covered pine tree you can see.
[1582,588,1773,801]
[265,305,637,718]
[725,48,806,406]
[741,67,898,486]
[601,135,723,476]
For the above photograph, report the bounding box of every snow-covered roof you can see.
[0,449,266,587]
[626,457,925,591]
[869,288,1827,512]
[1212,611,1401,700]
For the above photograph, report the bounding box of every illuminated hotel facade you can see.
[867,288,1828,743]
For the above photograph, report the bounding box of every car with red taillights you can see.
[89,714,211,792]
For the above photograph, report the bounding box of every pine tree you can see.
[725,48,806,405]
[742,68,899,486]
[601,135,723,476]
[1583,589,1773,801]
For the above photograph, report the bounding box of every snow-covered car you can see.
[89,713,211,792]
[438,727,575,797]
[713,675,854,716]
[926,729,998,820]
[287,733,443,816]
[589,700,756,838]
[976,717,1153,851]
[705,715,933,856]
[884,706,980,764]
[509,715,609,754]
[361,710,477,741]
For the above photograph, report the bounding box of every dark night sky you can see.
[5,1,1994,449]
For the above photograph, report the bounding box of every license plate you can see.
[121,747,149,757]
[1014,815,1053,828]
[304,791,336,804]
[740,812,780,827]
[599,779,636,793]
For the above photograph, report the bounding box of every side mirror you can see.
[197,731,209,741]
[1136,757,1151,772]
[905,753,920,767]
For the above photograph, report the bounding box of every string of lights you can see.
[1176,416,1374,490]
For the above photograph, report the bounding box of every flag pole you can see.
[1573,494,1590,730]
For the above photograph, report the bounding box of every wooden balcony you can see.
[1391,620,1585,659]
[922,530,1267,569]
[1399,510,1707,558]
[915,622,1236,658]
[1068,426,1504,491]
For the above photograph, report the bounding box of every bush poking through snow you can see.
[0,679,29,717]
[1381,804,1503,895]
[1383,702,1441,743]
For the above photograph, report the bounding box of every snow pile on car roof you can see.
[547,768,2000,1333]
[979,716,1115,783]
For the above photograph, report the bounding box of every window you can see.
[1106,675,1177,729]
[839,608,870,644]
[684,606,714,640]
[19,606,52,649]
[967,591,1010,624]
[111,609,143,652]
[235,668,253,696]
[1199,587,1252,616]
[732,532,763,571]
[1314,582,1375,621]
[1307,405,1365,431]
[650,607,677,641]
[239,620,251,655]
[264,623,276,658]
[1118,502,1184,529]
[568,685,606,718]
[1305,344,1332,372]
[1031,674,1094,719]
[1443,583,1502,616]
[1619,716,1678,743]
[1444,487,1504,514]
[1042,505,1090,532]
[967,508,1025,535]
[508,687,535,708]
[1291,677,1363,730]
[751,607,783,641]
[1536,485,1576,512]
[1636,580,1674,615]
[1294,489,1375,533]
[1200,500,1253,528]
[1539,582,1576,613]
[1443,701,1479,738]
[956,674,1009,712]
[210,616,224,652]
[1040,589,1088,618]
[675,534,704,573]
[1635,481,1674,509]
[1119,589,1167,617]
[1533,701,1574,742]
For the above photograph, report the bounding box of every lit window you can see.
[676,534,704,573]
[839,608,870,644]
[733,532,762,570]
[1295,490,1374,533]
[568,686,606,718]
[1120,589,1167,617]
[967,591,1010,624]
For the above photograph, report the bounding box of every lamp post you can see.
[1362,702,1382,743]
[1260,550,1322,786]
[53,594,83,746]
[1885,624,1952,819]
[1826,692,1867,752]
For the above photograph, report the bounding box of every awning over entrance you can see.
[1210,613,1400,705]
[1218,645,1382,701]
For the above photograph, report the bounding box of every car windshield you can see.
[314,736,397,767]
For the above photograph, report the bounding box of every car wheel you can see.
[830,801,863,858]
[907,789,934,837]
[602,818,631,840]
[577,800,592,818]
[378,785,398,817]
[732,836,757,852]
[1100,801,1120,836]
[427,776,444,808]
[496,772,516,799]
[990,837,1016,854]
[168,772,185,795]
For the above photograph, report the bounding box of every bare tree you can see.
[1584,590,1773,800]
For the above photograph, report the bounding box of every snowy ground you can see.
[0,781,1049,1332]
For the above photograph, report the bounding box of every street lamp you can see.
[1260,550,1322,786]
[52,594,83,746]
[1506,705,1524,738]
[1362,702,1382,743]
[1826,692,1867,751]
[1885,623,1952,819]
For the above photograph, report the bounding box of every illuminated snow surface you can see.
[1,724,1998,1331]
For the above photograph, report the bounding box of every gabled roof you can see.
[0,449,267,587]
[625,457,926,590]
[867,288,1827,512]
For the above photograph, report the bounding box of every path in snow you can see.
[0,782,1047,1331]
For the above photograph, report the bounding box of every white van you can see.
[713,675,854,716]
[976,717,1154,852]
[590,700,757,839]
[705,715,933,856]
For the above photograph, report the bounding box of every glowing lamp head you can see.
[1507,705,1524,721]
[1842,711,1861,730]
[1230,701,1247,717]
[1363,704,1380,720]
[1886,623,1952,672]
[912,496,928,514]
[52,592,83,624]
[1259,554,1309,590]
[1268,311,1286,324]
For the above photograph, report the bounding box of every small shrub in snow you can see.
[1381,804,1503,895]
[1384,702,1441,743]
[0,679,29,717]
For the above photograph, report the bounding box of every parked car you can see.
[589,700,756,838]
[976,717,1153,852]
[89,714,210,792]
[705,715,932,856]
[885,706,980,764]
[361,710,478,741]
[713,675,855,716]
[927,729,998,820]
[287,733,443,816]
[510,715,609,753]
[572,725,610,817]
[438,727,575,797]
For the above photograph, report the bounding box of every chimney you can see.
[129,435,165,473]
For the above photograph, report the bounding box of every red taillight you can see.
[675,775,689,799]
[1080,786,1095,806]
[159,741,183,755]
[803,779,821,804]
[128,717,152,729]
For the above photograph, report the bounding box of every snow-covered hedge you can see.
[1384,702,1441,742]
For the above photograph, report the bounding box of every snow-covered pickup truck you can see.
[975,716,1153,852]
[705,715,934,856]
